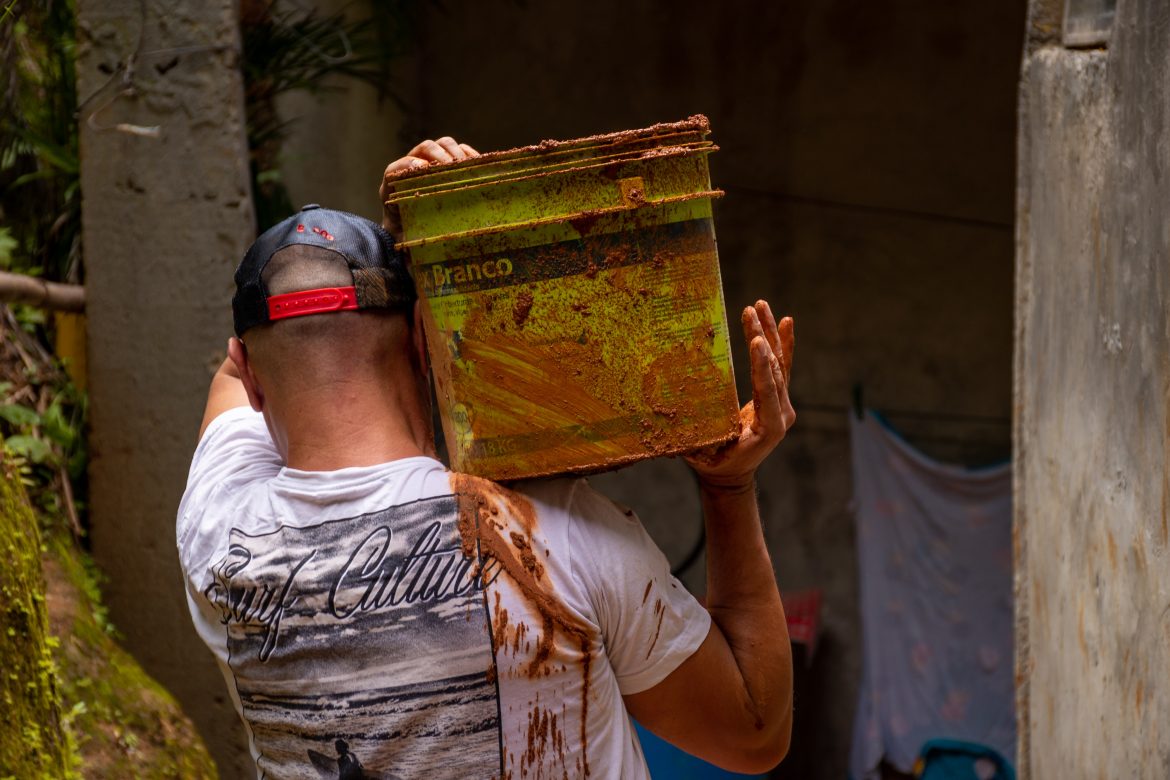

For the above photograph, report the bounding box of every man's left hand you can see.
[379,137,479,241]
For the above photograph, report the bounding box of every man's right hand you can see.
[380,137,480,242]
[686,300,796,493]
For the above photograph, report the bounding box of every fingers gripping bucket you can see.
[386,116,741,480]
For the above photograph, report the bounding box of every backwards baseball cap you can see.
[232,204,416,336]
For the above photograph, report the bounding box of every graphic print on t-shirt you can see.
[203,495,503,779]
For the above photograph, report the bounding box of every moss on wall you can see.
[0,454,217,778]
[42,526,218,778]
[0,460,74,777]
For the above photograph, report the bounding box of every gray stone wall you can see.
[76,0,255,774]
[1015,0,1170,776]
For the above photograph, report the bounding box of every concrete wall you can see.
[278,82,409,224]
[76,1,256,775]
[1014,0,1170,776]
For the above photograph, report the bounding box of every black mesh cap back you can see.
[232,204,416,336]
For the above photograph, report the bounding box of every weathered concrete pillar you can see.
[1015,0,1170,776]
[76,1,255,774]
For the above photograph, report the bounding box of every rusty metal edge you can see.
[395,190,725,251]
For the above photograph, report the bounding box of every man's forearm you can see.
[215,355,242,381]
[700,478,793,750]
[623,303,794,772]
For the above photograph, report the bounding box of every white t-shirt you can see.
[177,408,710,779]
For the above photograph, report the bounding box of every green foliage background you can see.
[0,0,80,287]
[0,1,87,527]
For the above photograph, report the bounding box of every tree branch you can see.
[0,271,85,312]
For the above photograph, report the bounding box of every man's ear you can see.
[227,336,265,412]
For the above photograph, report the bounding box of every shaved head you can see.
[242,246,417,392]
[262,244,353,295]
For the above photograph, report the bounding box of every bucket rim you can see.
[386,137,716,198]
[385,114,712,186]
[384,143,716,206]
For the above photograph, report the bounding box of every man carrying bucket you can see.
[178,136,796,779]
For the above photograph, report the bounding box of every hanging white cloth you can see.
[849,412,1015,778]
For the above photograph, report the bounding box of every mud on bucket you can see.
[385,115,741,481]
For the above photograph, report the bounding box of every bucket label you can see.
[416,218,713,298]
[423,256,516,296]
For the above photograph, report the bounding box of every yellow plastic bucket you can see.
[385,115,740,480]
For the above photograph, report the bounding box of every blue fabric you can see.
[849,413,1016,778]
[633,722,767,779]
[918,739,1015,780]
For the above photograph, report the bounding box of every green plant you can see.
[0,306,87,537]
[0,1,87,536]
[0,0,81,286]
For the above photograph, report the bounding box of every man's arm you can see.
[198,349,250,440]
[624,301,796,774]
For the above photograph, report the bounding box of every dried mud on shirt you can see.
[452,474,596,779]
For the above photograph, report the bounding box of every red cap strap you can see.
[267,286,359,321]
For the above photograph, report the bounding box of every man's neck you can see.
[273,380,435,471]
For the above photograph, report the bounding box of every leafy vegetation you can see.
[0,309,87,534]
[0,0,80,287]
[0,1,87,533]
